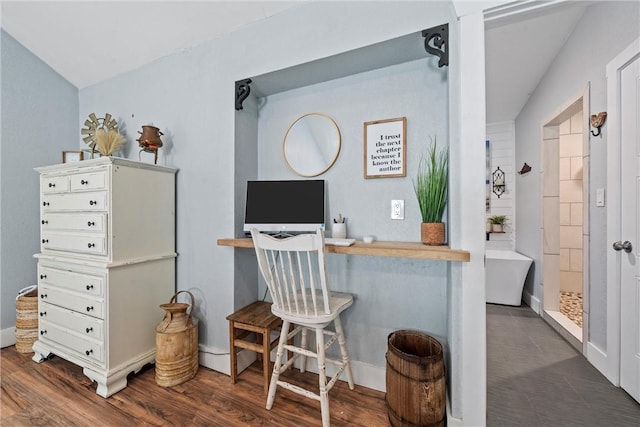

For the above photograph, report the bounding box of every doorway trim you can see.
[602,37,640,386]
[539,84,590,353]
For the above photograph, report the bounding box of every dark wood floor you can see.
[1,348,389,426]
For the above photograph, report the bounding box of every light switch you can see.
[596,188,605,207]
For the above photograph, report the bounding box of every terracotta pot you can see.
[421,222,445,246]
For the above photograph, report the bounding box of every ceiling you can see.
[2,1,589,122]
[484,1,589,122]
[0,1,303,88]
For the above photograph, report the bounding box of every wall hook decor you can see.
[235,78,252,111]
[422,23,448,67]
[518,163,532,175]
[590,111,607,137]
[492,166,505,198]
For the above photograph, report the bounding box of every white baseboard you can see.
[587,341,619,386]
[1,327,16,348]
[198,344,233,376]
[348,359,386,392]
[446,394,463,426]
[296,357,386,391]
[199,342,387,392]
[523,291,540,314]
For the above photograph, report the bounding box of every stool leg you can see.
[256,332,263,362]
[262,328,270,394]
[229,321,237,384]
[316,327,330,427]
[267,320,289,410]
[334,315,354,390]
[300,326,308,373]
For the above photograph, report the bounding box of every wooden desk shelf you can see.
[217,238,470,262]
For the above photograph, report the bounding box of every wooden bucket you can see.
[155,291,199,387]
[15,288,38,353]
[386,330,446,427]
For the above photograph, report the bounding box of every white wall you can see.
[2,2,488,423]
[78,0,485,414]
[486,121,515,250]
[255,58,450,368]
[0,31,78,342]
[515,1,639,351]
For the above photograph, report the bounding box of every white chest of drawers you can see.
[32,157,177,397]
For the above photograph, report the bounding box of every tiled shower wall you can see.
[559,114,583,293]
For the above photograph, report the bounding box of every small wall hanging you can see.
[518,163,532,175]
[364,117,406,179]
[492,166,505,198]
[590,112,607,136]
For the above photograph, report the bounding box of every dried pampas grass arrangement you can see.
[95,129,126,156]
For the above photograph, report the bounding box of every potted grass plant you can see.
[414,138,449,245]
[488,215,507,233]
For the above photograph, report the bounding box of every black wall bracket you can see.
[422,23,449,67]
[235,78,252,111]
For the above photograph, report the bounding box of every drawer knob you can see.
[85,349,93,356]
[89,200,96,206]
[40,330,47,335]
[40,312,46,317]
[86,306,94,312]
[42,220,48,225]
[86,327,93,333]
[40,274,47,279]
[40,294,47,299]
[81,179,89,185]
[86,284,94,290]
[42,202,50,207]
[42,239,49,244]
[87,221,95,227]
[48,183,55,188]
[88,243,95,248]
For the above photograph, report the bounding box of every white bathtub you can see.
[485,250,533,306]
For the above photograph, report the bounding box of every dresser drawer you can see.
[41,175,69,194]
[42,191,107,212]
[39,302,104,341]
[41,212,107,233]
[39,320,105,365]
[39,285,104,319]
[70,170,107,192]
[38,264,104,297]
[41,232,107,256]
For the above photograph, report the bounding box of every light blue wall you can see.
[255,58,450,366]
[0,30,78,331]
[515,1,640,349]
[79,0,455,363]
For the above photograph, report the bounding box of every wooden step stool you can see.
[227,300,283,394]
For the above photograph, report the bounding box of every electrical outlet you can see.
[391,200,404,220]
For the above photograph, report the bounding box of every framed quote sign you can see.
[364,117,406,178]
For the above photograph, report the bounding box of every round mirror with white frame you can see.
[283,113,341,177]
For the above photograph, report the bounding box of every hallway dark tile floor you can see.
[487,303,640,426]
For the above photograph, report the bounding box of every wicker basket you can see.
[15,288,38,353]
[155,291,199,387]
[386,330,446,427]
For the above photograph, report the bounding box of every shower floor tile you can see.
[560,291,582,327]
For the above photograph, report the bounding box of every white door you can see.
[619,52,640,404]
